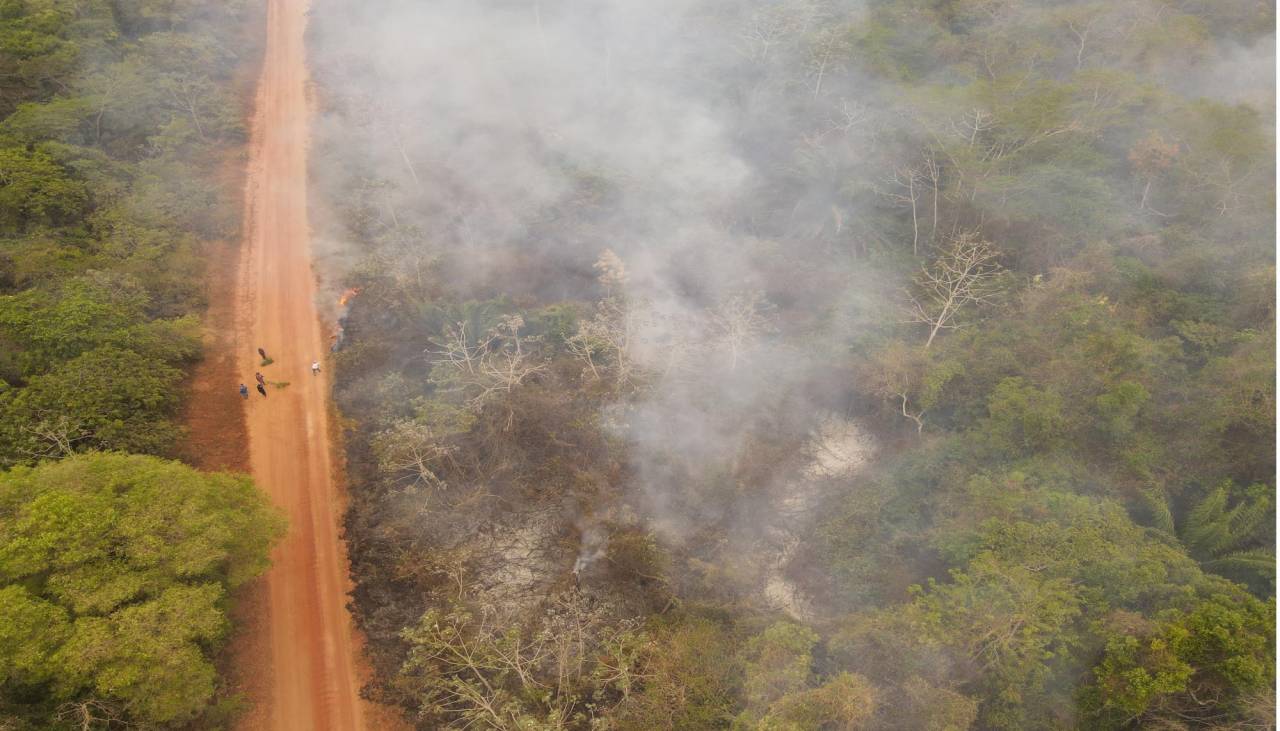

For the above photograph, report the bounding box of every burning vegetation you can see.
[310,0,1276,729]
[331,287,361,351]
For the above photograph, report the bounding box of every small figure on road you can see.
[258,347,268,360]
[255,371,266,387]
[311,360,321,375]
[256,383,268,398]
[239,383,249,399]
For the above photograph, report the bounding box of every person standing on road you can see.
[255,371,266,387]
[239,383,249,399]
[258,347,268,360]
[256,382,268,398]
[311,360,321,375]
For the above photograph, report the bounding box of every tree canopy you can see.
[0,453,284,726]
[0,0,251,468]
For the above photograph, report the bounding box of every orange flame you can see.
[338,287,361,307]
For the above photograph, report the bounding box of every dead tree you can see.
[863,340,932,436]
[428,315,548,414]
[806,26,848,99]
[400,595,647,727]
[922,150,942,243]
[709,292,775,372]
[20,415,88,460]
[372,419,458,491]
[567,297,645,388]
[737,6,793,63]
[593,248,629,293]
[907,231,1003,349]
[881,165,923,257]
[880,151,944,257]
[55,700,127,731]
[569,250,648,388]
[1128,131,1178,217]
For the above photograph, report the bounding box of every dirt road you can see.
[233,1,376,728]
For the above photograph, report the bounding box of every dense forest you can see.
[0,0,249,464]
[310,0,1276,729]
[0,2,283,728]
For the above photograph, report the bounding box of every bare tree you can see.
[20,415,89,460]
[921,150,942,243]
[159,72,214,141]
[880,149,944,257]
[84,61,145,144]
[1128,130,1177,216]
[881,165,924,257]
[737,6,793,63]
[372,419,458,491]
[1065,13,1100,70]
[864,340,928,435]
[828,98,869,133]
[55,699,128,731]
[798,97,869,160]
[897,392,926,434]
[568,297,645,388]
[568,295,706,388]
[863,340,962,436]
[569,249,649,387]
[907,231,1003,349]
[805,25,848,99]
[428,315,548,415]
[593,248,629,293]
[399,595,647,727]
[405,605,550,727]
[950,108,996,151]
[709,292,776,371]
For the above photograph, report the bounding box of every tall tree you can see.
[0,453,284,726]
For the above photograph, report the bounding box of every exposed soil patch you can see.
[179,236,250,474]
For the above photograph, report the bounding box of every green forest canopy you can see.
[0,453,283,726]
[0,0,248,468]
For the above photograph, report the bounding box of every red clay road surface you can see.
[232,2,389,728]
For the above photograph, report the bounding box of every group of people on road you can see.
[238,348,323,400]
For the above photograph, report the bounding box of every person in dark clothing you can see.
[256,383,268,397]
[239,383,249,399]
[258,347,268,360]
[255,371,266,387]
